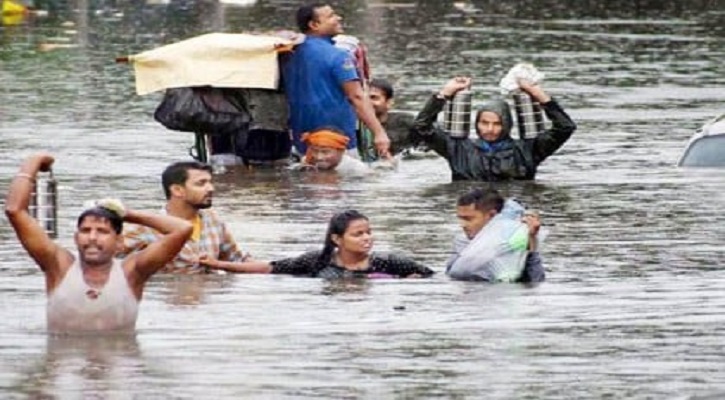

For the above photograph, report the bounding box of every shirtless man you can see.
[5,153,192,333]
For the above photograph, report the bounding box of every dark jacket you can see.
[412,95,576,181]
[384,111,417,155]
[358,111,418,161]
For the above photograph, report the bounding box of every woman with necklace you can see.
[199,210,434,279]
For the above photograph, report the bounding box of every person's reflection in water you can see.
[19,334,145,398]
[321,277,371,296]
[163,276,208,306]
[296,168,347,202]
[155,274,234,306]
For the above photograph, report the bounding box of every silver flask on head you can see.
[443,89,472,139]
[29,170,58,238]
[512,91,545,139]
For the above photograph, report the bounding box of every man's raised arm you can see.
[122,208,192,283]
[4,153,65,276]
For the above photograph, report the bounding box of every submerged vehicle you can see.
[678,113,725,167]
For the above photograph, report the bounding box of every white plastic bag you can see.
[499,63,545,95]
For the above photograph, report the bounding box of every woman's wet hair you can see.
[457,188,504,213]
[77,207,123,234]
[317,209,369,267]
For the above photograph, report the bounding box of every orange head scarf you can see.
[301,129,350,164]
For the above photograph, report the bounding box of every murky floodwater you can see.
[2,0,725,398]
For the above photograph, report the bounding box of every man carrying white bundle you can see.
[4,153,192,333]
[446,188,546,283]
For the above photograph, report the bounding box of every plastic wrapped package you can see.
[446,199,530,282]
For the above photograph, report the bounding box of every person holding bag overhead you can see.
[412,76,576,181]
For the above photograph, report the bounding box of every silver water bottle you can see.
[29,170,58,238]
[443,89,472,138]
[512,91,545,139]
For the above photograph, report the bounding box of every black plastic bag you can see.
[153,87,251,135]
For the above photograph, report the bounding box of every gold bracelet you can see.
[15,173,36,182]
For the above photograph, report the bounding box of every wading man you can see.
[5,153,193,333]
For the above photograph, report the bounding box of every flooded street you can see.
[2,0,725,398]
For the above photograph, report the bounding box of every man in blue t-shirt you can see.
[282,3,390,158]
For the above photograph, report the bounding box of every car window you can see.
[680,135,725,167]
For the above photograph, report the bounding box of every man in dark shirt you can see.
[367,78,419,157]
[357,78,435,160]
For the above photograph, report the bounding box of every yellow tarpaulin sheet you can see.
[2,0,27,25]
[128,32,293,96]
[2,0,27,14]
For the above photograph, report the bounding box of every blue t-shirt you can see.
[282,36,360,152]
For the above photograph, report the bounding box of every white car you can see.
[678,113,725,167]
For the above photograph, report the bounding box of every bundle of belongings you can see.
[126,31,373,167]
[125,32,298,166]
[154,86,290,165]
